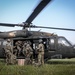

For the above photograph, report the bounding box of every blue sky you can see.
[0,0,75,44]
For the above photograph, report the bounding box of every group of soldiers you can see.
[14,40,33,64]
[4,39,45,66]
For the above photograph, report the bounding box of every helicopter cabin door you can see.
[44,36,58,59]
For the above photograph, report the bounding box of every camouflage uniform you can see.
[4,39,13,64]
[16,41,22,56]
[23,41,33,64]
[37,39,44,65]
[11,54,17,64]
[13,44,17,56]
[22,42,27,56]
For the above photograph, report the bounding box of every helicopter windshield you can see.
[58,37,72,47]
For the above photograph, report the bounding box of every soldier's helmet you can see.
[7,39,10,42]
[39,39,43,43]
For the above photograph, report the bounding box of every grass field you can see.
[0,59,75,75]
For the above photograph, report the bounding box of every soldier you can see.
[37,39,44,65]
[15,41,22,56]
[13,42,18,56]
[23,41,33,64]
[22,41,27,56]
[4,39,13,64]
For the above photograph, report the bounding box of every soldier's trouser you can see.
[18,50,21,56]
[11,54,17,64]
[14,49,17,56]
[6,53,11,64]
[41,54,44,65]
[25,54,31,64]
[6,52,16,64]
[38,53,42,65]
[6,55,9,64]
[22,50,26,56]
[38,53,44,65]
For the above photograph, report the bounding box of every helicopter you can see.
[0,0,75,60]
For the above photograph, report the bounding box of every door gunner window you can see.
[51,39,54,44]
[49,38,56,51]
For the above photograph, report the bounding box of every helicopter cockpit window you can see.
[58,38,71,46]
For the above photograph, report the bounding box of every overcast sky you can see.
[0,0,75,44]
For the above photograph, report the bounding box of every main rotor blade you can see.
[0,23,23,27]
[26,25,75,31]
[24,0,52,28]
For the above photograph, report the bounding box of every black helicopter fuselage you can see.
[0,30,75,60]
[0,29,31,38]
